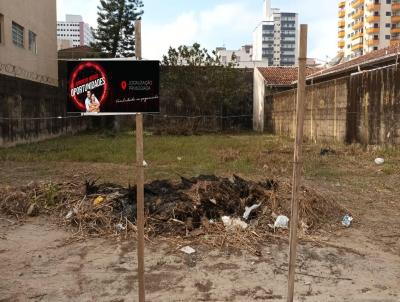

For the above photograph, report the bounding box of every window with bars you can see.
[29,30,37,53]
[12,21,24,48]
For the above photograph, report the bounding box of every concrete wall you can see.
[253,68,265,132]
[265,65,400,145]
[0,0,58,86]
[0,73,87,147]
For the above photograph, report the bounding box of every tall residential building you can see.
[0,0,58,86]
[253,0,299,66]
[338,0,400,60]
[57,14,94,50]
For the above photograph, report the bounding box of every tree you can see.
[162,43,222,67]
[93,0,144,58]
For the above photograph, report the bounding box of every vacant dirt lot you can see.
[0,133,399,301]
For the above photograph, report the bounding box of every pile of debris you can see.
[0,175,346,254]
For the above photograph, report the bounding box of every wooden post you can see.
[135,19,145,302]
[286,24,308,302]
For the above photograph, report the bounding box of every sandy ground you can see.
[0,158,400,302]
[0,214,399,302]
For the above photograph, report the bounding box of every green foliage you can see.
[160,43,253,129]
[92,0,144,57]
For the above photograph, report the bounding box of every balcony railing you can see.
[367,39,379,46]
[351,43,363,51]
[366,3,380,11]
[339,10,346,18]
[338,20,345,27]
[352,21,364,30]
[339,1,346,8]
[391,28,400,34]
[392,3,400,11]
[351,0,364,9]
[338,30,345,38]
[392,15,400,23]
[390,39,400,46]
[366,15,380,23]
[366,27,379,34]
[352,10,364,19]
[352,32,364,40]
[338,40,345,48]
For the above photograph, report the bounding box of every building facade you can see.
[253,0,299,66]
[0,0,58,86]
[57,14,94,50]
[215,45,269,68]
[338,0,400,60]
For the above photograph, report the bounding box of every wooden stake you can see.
[286,24,308,302]
[135,19,145,302]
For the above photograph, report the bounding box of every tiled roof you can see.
[309,45,400,79]
[257,67,321,86]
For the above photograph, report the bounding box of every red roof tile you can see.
[257,67,321,86]
[309,45,400,79]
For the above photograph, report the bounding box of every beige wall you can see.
[0,0,58,86]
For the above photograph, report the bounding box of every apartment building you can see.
[57,14,94,50]
[338,0,400,60]
[0,0,58,86]
[253,0,299,66]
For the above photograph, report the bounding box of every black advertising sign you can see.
[67,60,160,114]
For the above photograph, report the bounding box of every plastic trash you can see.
[143,160,148,167]
[93,196,105,206]
[116,223,126,231]
[375,158,384,165]
[180,246,196,255]
[342,214,353,227]
[243,204,261,220]
[221,216,248,230]
[177,157,182,161]
[65,210,73,219]
[274,215,289,229]
[209,198,217,205]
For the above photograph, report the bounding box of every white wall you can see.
[253,68,266,132]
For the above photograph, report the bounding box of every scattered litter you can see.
[116,223,126,231]
[342,214,353,227]
[243,204,261,220]
[93,196,105,206]
[320,148,336,156]
[273,215,289,229]
[180,246,196,255]
[65,210,74,219]
[27,204,38,217]
[209,198,217,205]
[222,216,248,230]
[177,157,182,161]
[143,160,148,167]
[374,158,385,165]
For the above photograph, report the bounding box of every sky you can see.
[56,0,338,62]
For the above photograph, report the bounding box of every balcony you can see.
[366,15,380,23]
[338,40,345,48]
[351,43,363,51]
[392,15,400,23]
[367,39,379,46]
[352,21,364,30]
[339,10,346,18]
[392,3,400,11]
[352,32,364,40]
[338,20,345,27]
[366,27,379,34]
[391,28,400,34]
[351,0,364,9]
[390,39,400,46]
[338,30,345,38]
[366,3,380,11]
[352,10,364,19]
[339,1,346,8]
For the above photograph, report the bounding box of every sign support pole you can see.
[135,19,145,302]
[286,24,308,302]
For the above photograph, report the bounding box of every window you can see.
[373,47,378,50]
[12,22,24,48]
[386,12,391,16]
[386,23,391,28]
[29,30,37,53]
[385,35,391,39]
[387,0,391,3]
